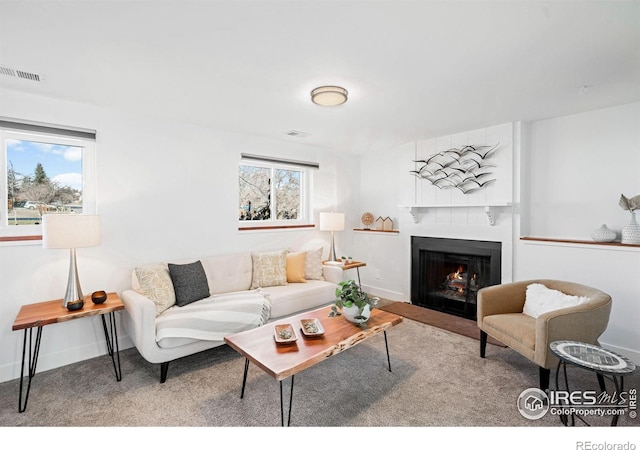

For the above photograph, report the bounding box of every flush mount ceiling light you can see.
[310,86,348,106]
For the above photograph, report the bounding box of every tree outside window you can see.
[239,162,303,223]
[5,139,84,225]
[1,126,96,242]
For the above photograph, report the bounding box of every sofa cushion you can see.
[134,264,176,316]
[261,280,335,318]
[168,260,211,307]
[250,250,287,288]
[155,290,271,349]
[523,283,589,318]
[304,247,324,280]
[286,251,307,283]
[201,253,253,294]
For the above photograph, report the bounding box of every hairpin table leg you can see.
[18,327,43,413]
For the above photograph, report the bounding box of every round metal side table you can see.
[550,340,636,426]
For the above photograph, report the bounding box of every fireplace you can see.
[411,236,501,320]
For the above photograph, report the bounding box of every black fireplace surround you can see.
[411,236,501,320]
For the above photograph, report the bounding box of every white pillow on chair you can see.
[523,283,589,318]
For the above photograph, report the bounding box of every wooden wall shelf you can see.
[353,228,399,234]
[520,236,640,251]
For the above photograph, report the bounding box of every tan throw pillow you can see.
[251,250,288,288]
[135,264,176,316]
[286,251,307,283]
[304,247,324,280]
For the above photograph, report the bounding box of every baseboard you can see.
[0,335,134,384]
[361,284,406,302]
[600,341,640,365]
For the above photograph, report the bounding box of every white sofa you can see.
[121,250,343,382]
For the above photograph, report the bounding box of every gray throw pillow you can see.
[168,260,210,307]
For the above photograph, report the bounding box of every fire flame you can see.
[448,266,466,293]
[452,266,464,279]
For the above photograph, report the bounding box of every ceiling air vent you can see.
[0,66,16,77]
[0,65,43,82]
[284,130,310,138]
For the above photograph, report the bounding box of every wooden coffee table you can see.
[224,304,403,426]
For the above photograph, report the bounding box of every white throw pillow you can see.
[135,264,176,316]
[304,247,324,280]
[523,283,590,318]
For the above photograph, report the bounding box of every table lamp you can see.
[42,214,101,308]
[319,212,344,261]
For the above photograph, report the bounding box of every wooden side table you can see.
[324,261,366,286]
[343,261,366,286]
[12,292,124,413]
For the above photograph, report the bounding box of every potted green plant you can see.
[329,279,379,324]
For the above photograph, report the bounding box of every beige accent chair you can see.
[477,279,612,391]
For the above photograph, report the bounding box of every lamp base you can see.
[328,232,337,261]
[63,248,84,308]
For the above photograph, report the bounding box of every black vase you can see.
[91,291,107,304]
[66,299,84,311]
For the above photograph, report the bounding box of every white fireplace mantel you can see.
[399,203,512,225]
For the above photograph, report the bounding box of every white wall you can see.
[516,102,640,362]
[0,88,359,382]
[357,103,640,363]
[523,102,640,238]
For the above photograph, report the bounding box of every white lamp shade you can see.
[42,214,101,249]
[319,212,345,232]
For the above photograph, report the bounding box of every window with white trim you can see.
[1,120,96,241]
[238,156,314,227]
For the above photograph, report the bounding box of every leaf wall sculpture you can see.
[410,143,499,194]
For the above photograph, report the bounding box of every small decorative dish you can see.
[274,324,297,344]
[300,318,324,336]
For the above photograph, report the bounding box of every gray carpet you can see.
[1,318,638,430]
